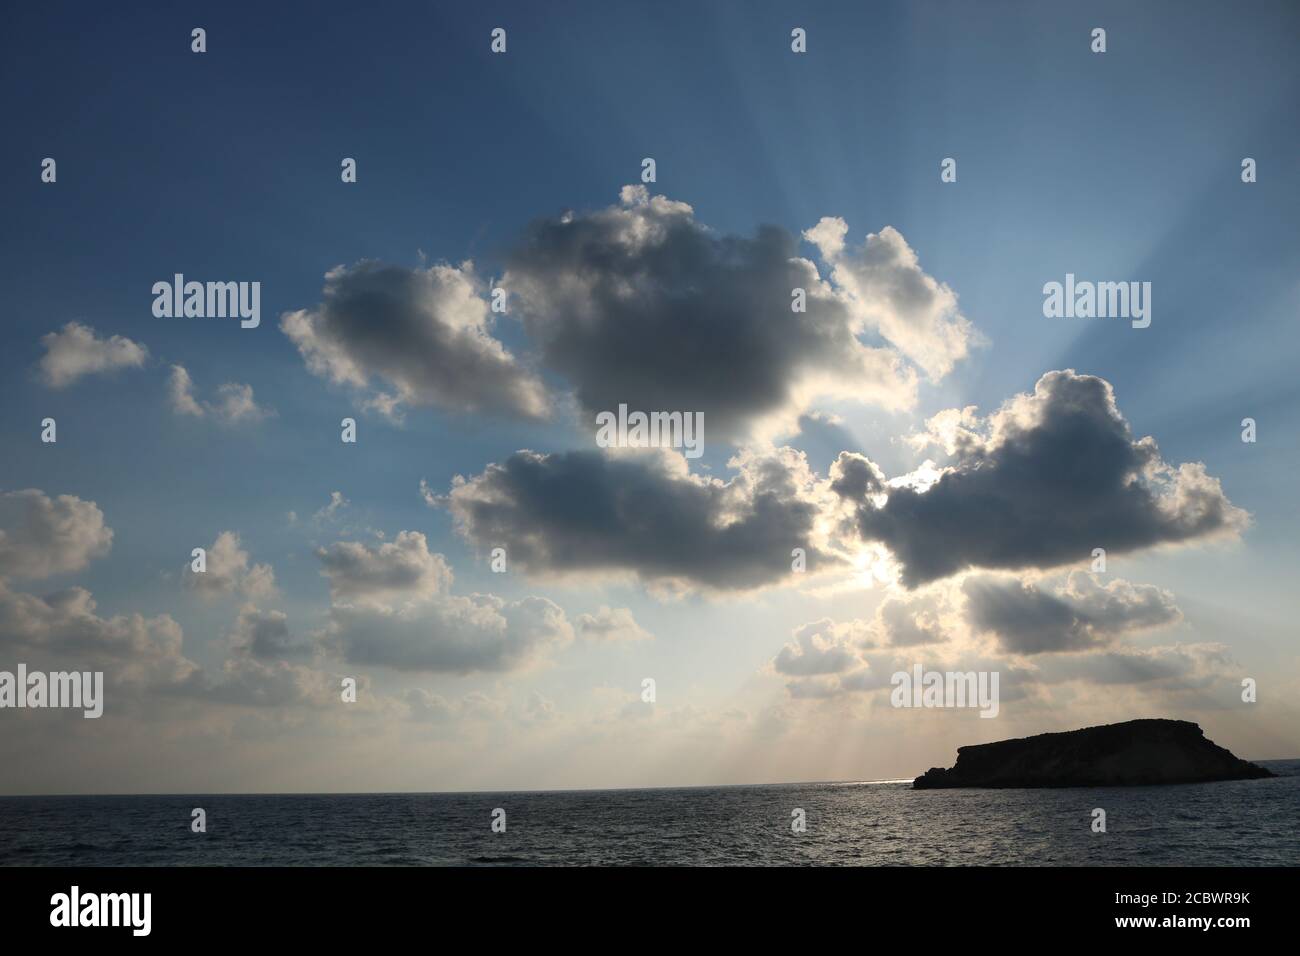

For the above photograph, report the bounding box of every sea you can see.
[3,759,1297,866]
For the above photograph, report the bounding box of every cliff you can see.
[912,719,1275,789]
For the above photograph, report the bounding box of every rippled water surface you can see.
[3,760,1296,866]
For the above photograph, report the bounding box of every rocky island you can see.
[913,719,1275,789]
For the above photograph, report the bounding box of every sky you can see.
[1,0,1298,794]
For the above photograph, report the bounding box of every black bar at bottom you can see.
[0,865,1282,941]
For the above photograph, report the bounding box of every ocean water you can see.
[2,760,1296,866]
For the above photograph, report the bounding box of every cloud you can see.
[166,364,205,416]
[772,621,859,676]
[207,383,270,424]
[774,589,952,691]
[203,654,347,709]
[442,445,840,592]
[0,580,200,689]
[773,569,1188,699]
[315,532,574,673]
[315,531,451,606]
[227,604,311,661]
[836,370,1250,587]
[280,259,548,422]
[326,593,573,674]
[770,537,1200,704]
[404,688,456,722]
[185,605,355,710]
[313,491,349,524]
[0,495,348,711]
[404,688,514,723]
[502,185,930,441]
[184,531,277,600]
[963,571,1182,655]
[0,492,336,707]
[869,594,950,647]
[525,690,557,722]
[418,478,439,507]
[0,490,113,580]
[38,322,148,388]
[1030,642,1233,688]
[803,219,976,380]
[167,364,272,424]
[576,605,653,643]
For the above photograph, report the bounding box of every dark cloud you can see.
[837,371,1249,587]
[442,446,838,591]
[228,605,311,661]
[828,452,885,503]
[963,572,1181,655]
[502,186,921,441]
[281,260,548,421]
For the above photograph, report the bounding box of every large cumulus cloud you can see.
[441,445,839,592]
[835,370,1249,587]
[502,186,951,441]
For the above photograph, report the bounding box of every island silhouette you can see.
[913,718,1275,789]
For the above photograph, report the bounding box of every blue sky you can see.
[1,1,1298,793]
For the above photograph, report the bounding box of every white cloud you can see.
[313,491,349,524]
[316,531,451,607]
[38,322,148,388]
[804,220,977,380]
[184,531,277,601]
[0,489,113,579]
[167,364,272,424]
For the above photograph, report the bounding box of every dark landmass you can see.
[913,719,1276,789]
